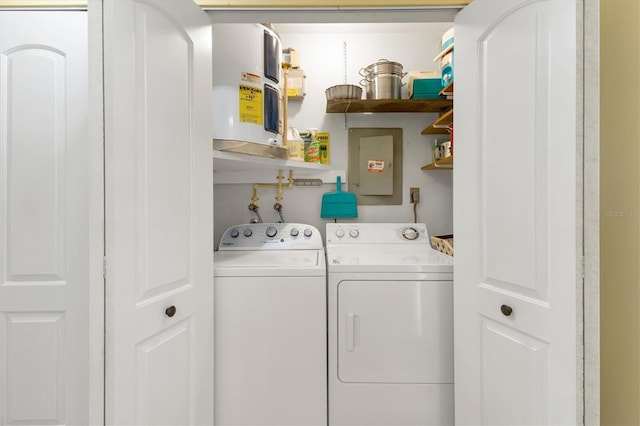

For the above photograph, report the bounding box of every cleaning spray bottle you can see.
[305,128,321,163]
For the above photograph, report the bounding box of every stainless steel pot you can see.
[359,59,406,99]
[359,59,404,77]
[360,74,403,99]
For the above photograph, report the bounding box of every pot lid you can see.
[364,58,403,70]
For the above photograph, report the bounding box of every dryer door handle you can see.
[345,313,360,352]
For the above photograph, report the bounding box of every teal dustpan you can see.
[321,176,358,219]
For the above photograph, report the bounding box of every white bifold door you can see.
[103,0,214,424]
[0,11,89,425]
[454,0,583,424]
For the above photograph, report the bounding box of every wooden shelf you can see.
[440,81,454,97]
[326,98,452,114]
[421,155,453,170]
[422,107,453,135]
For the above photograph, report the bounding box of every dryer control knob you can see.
[349,229,360,238]
[243,228,253,237]
[402,227,419,240]
[335,229,345,238]
[304,228,313,237]
[229,229,239,238]
[266,226,278,238]
[290,228,299,237]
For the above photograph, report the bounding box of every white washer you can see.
[326,223,454,426]
[214,223,326,426]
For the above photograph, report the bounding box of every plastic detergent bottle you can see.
[305,128,321,163]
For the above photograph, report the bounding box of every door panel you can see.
[0,11,89,425]
[454,0,579,424]
[2,312,65,424]
[479,1,550,301]
[481,318,549,425]
[337,280,453,384]
[132,1,193,304]
[4,47,66,283]
[104,0,213,424]
[135,320,191,425]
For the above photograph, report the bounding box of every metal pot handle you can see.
[359,67,369,77]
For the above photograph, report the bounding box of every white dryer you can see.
[214,223,326,426]
[326,223,454,426]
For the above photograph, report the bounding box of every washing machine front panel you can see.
[215,275,327,425]
[337,279,453,384]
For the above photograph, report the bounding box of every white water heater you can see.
[212,23,285,159]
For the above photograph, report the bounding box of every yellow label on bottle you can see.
[238,84,262,125]
[317,132,330,165]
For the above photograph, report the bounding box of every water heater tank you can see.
[212,24,285,159]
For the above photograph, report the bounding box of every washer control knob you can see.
[402,227,419,240]
[266,226,278,238]
[229,229,239,238]
[335,229,345,238]
[304,228,313,237]
[349,229,360,238]
[290,228,299,237]
[243,228,253,237]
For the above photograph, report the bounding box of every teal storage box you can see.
[407,71,443,99]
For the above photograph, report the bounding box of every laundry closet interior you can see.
[208,7,459,426]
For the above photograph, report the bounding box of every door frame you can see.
[87,1,105,425]
[582,0,600,424]
[68,0,601,424]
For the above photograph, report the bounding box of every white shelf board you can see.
[212,149,345,184]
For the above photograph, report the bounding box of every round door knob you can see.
[349,229,359,238]
[290,228,299,237]
[165,305,177,318]
[266,226,278,238]
[230,229,239,238]
[335,229,345,238]
[304,228,313,237]
[243,228,253,237]
[500,304,513,317]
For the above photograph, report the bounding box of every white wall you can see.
[213,22,454,245]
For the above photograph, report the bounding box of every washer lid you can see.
[214,249,326,277]
[326,245,453,273]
